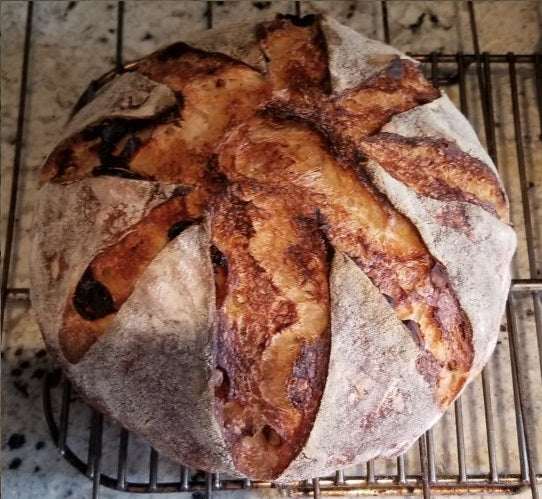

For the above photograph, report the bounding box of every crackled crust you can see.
[31,14,516,481]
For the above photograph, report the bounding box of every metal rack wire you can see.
[2,1,541,498]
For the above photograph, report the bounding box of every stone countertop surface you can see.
[1,1,541,498]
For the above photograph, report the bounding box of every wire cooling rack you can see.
[2,1,541,498]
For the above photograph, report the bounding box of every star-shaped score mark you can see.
[43,15,507,479]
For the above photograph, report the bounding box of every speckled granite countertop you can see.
[1,1,541,498]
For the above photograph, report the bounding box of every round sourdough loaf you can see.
[31,14,516,481]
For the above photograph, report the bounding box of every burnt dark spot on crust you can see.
[100,120,129,148]
[167,220,195,240]
[383,294,395,308]
[211,245,228,308]
[277,13,317,27]
[386,59,405,81]
[79,110,181,176]
[173,91,185,110]
[205,155,231,191]
[347,152,372,183]
[403,320,423,348]
[416,351,443,386]
[262,425,283,446]
[254,23,268,42]
[52,148,77,179]
[295,214,316,225]
[145,41,259,78]
[447,359,458,371]
[322,231,336,265]
[172,185,192,197]
[288,340,319,407]
[92,166,143,179]
[210,245,228,267]
[96,119,131,166]
[81,124,103,141]
[155,42,192,62]
[73,269,117,321]
[313,209,335,265]
[119,136,142,162]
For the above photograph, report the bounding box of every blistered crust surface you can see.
[30,178,176,356]
[364,162,516,377]
[72,225,235,472]
[382,94,499,176]
[281,252,441,480]
[30,13,516,481]
[59,72,177,143]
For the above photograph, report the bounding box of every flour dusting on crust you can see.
[280,252,441,480]
[72,225,234,472]
[30,14,515,481]
[365,161,515,378]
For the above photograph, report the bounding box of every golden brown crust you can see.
[218,116,473,406]
[36,14,509,479]
[333,58,440,137]
[211,186,330,479]
[358,133,509,221]
[129,65,267,184]
[256,15,330,94]
[59,191,200,363]
[134,42,260,91]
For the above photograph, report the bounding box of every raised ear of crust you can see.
[40,73,178,184]
[382,94,500,177]
[278,251,441,481]
[182,22,266,73]
[365,162,516,380]
[59,72,177,144]
[319,15,411,93]
[69,224,235,473]
[30,178,176,359]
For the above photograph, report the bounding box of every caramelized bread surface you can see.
[38,15,509,479]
